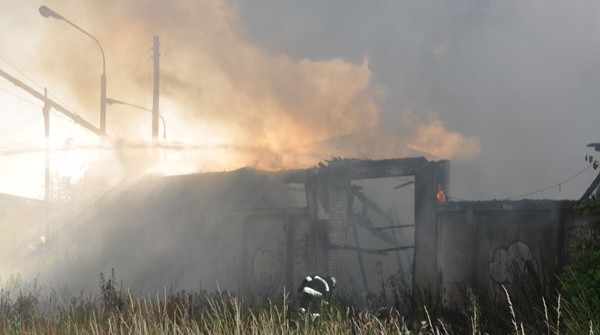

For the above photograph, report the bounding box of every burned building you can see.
[13,156,590,305]
[24,157,447,298]
[282,157,450,296]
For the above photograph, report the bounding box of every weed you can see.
[99,268,126,315]
[0,267,596,334]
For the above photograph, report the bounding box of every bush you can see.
[560,197,600,333]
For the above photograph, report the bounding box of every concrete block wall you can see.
[325,182,350,280]
[311,178,350,281]
[436,200,583,306]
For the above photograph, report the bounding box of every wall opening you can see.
[286,182,307,207]
[342,176,416,298]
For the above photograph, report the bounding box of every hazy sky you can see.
[1,0,599,200]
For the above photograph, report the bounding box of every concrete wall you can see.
[436,200,586,305]
[413,160,449,296]
[324,179,351,281]
[12,169,323,296]
[238,208,317,297]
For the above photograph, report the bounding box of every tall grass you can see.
[0,270,597,334]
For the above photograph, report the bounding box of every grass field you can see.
[0,270,597,335]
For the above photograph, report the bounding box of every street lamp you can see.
[39,5,107,134]
[106,98,167,140]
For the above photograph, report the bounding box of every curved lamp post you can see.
[106,98,167,140]
[39,5,107,134]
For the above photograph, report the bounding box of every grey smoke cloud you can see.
[238,0,600,199]
[1,0,599,300]
[31,0,479,172]
[2,0,597,198]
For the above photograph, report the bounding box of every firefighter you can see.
[298,275,336,317]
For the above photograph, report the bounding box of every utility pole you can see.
[43,88,51,203]
[152,35,160,142]
[43,88,51,239]
[0,67,105,136]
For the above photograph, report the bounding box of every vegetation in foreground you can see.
[0,261,597,335]
[1,188,599,334]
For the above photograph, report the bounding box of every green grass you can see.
[0,273,597,335]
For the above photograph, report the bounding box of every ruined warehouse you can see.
[20,156,589,301]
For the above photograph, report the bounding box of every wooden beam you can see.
[393,181,415,189]
[373,224,415,231]
[352,188,395,225]
[349,195,369,291]
[351,212,399,246]
[320,157,429,180]
[389,207,405,277]
[379,245,414,253]
[330,244,387,255]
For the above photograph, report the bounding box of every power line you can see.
[0,55,45,91]
[0,55,82,117]
[448,164,594,201]
[505,164,593,200]
[0,86,43,108]
[0,55,79,116]
[1,85,83,139]
[50,110,77,137]
[452,165,593,201]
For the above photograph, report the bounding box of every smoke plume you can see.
[37,0,479,170]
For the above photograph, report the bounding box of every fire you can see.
[436,184,446,204]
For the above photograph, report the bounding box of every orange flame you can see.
[436,185,446,204]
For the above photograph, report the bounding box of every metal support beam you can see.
[581,170,600,201]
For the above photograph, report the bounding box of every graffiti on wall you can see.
[568,224,591,239]
[489,240,532,284]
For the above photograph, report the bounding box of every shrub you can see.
[560,197,600,333]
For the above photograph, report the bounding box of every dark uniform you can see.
[298,275,336,316]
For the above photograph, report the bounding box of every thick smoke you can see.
[3,0,598,299]
[237,0,600,200]
[36,0,479,170]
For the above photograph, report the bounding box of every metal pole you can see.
[152,36,160,142]
[43,88,50,202]
[101,73,106,134]
[106,97,167,140]
[43,88,51,239]
[39,6,107,134]
[581,171,600,200]
[59,13,107,134]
